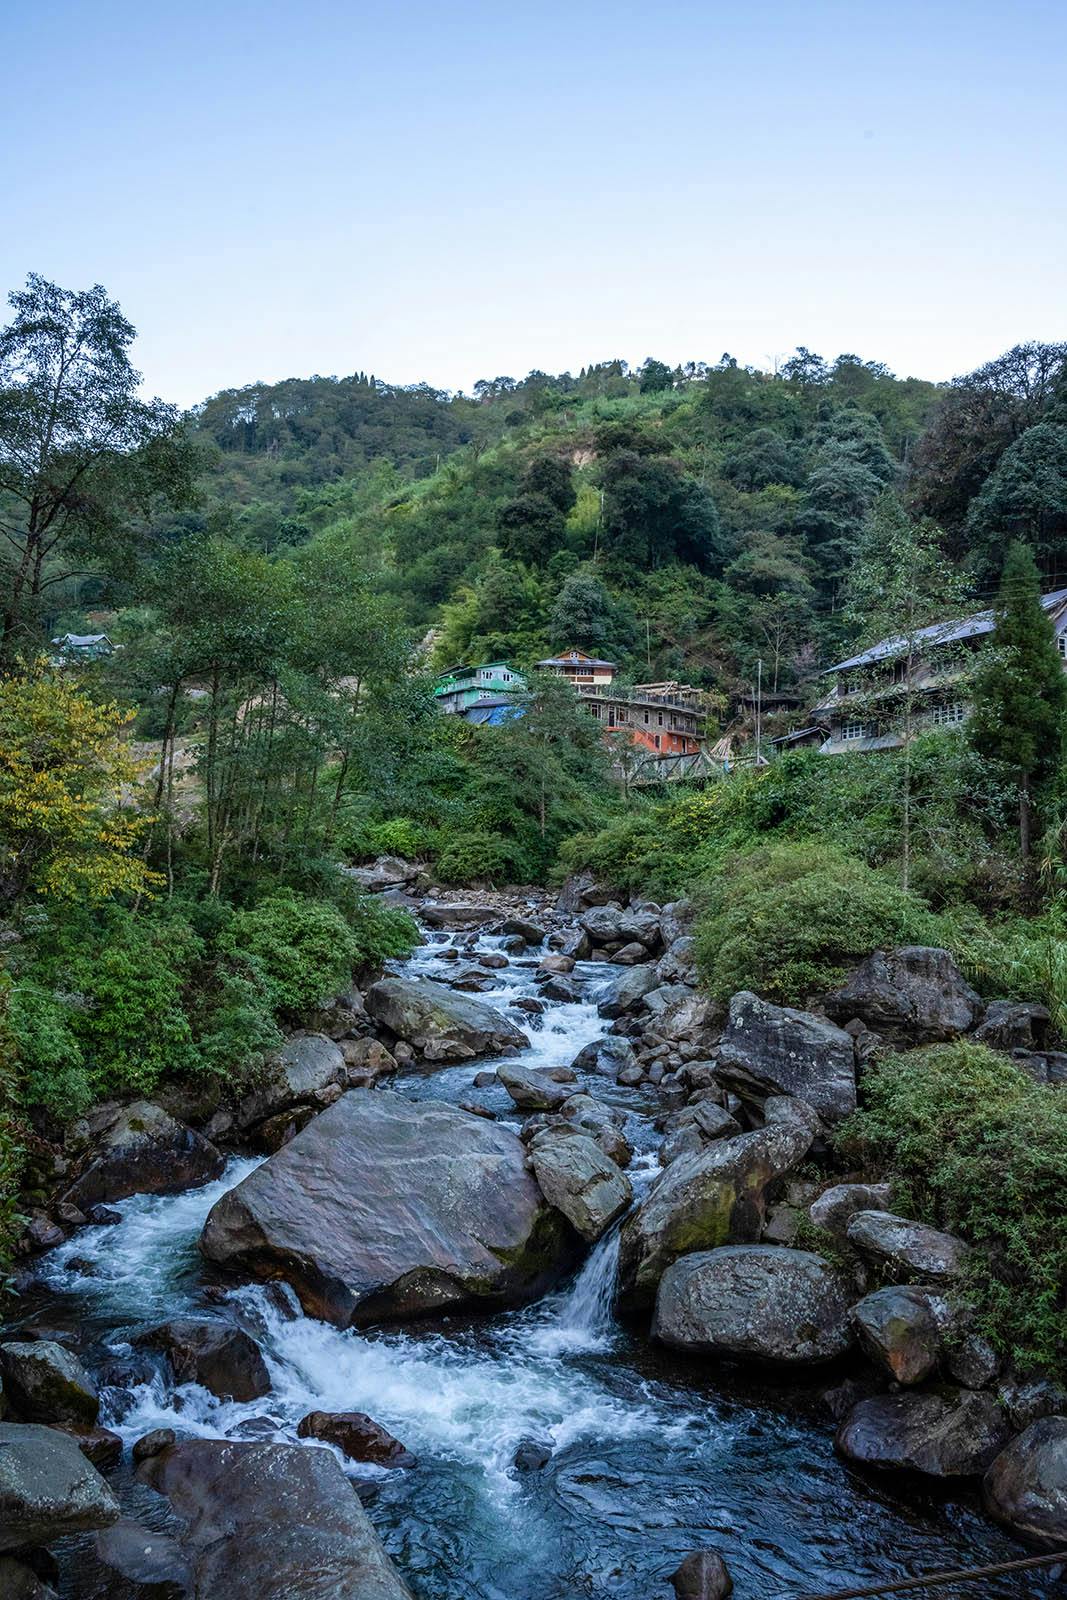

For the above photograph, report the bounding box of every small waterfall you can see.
[532,1226,622,1355]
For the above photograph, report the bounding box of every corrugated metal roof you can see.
[826,589,1067,673]
[537,652,617,668]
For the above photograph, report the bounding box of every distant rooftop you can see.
[826,589,1067,674]
[51,632,113,649]
[537,650,617,669]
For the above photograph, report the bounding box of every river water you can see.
[14,930,1059,1599]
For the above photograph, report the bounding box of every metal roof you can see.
[826,589,1067,673]
[536,652,616,668]
[52,632,112,648]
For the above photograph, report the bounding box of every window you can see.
[654,735,661,749]
[931,702,967,727]
[1058,635,1067,660]
[842,722,865,741]
[643,711,649,724]
[657,713,663,726]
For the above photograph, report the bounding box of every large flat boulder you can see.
[0,1342,99,1427]
[716,992,856,1124]
[653,1246,853,1365]
[846,1210,970,1283]
[62,1102,224,1210]
[984,1417,1067,1546]
[137,1438,413,1598]
[0,1422,119,1550]
[836,1390,1012,1477]
[134,1319,271,1402]
[617,1102,816,1311]
[528,1128,633,1242]
[199,1090,572,1326]
[234,1033,347,1131]
[420,902,498,929]
[364,977,527,1061]
[825,947,983,1044]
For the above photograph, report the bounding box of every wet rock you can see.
[973,1000,1052,1053]
[948,1332,1000,1390]
[234,1034,347,1131]
[93,1517,192,1599]
[540,975,581,1003]
[851,1286,943,1385]
[996,1375,1067,1432]
[825,947,983,1045]
[846,1211,970,1283]
[659,1101,741,1166]
[716,992,856,1124]
[670,1547,733,1599]
[837,1389,1012,1477]
[819,1373,885,1422]
[528,1128,633,1242]
[809,1182,894,1239]
[199,1090,571,1327]
[134,1320,271,1402]
[54,1201,86,1228]
[498,916,546,945]
[133,1428,177,1463]
[512,997,545,1016]
[253,1105,316,1153]
[365,976,528,1062]
[571,1037,639,1080]
[0,1422,120,1550]
[61,1103,224,1211]
[472,1070,497,1088]
[420,902,498,929]
[297,1411,416,1467]
[52,1424,123,1472]
[617,1102,817,1310]
[137,1437,413,1597]
[477,951,509,970]
[0,1341,99,1426]
[497,1061,574,1110]
[611,941,652,965]
[653,1246,853,1365]
[22,1216,66,1253]
[597,967,660,1018]
[538,953,575,976]
[341,1036,398,1086]
[983,1417,1067,1546]
[86,1205,122,1226]
[513,1437,552,1472]
[556,1095,633,1167]
[0,1558,58,1599]
[580,905,661,950]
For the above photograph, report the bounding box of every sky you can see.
[3,0,1065,409]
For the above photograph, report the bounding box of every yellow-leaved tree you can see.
[0,667,162,909]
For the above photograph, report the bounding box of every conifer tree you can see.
[969,540,1067,858]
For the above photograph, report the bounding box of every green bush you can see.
[366,817,432,860]
[692,840,936,1002]
[7,982,91,1119]
[0,983,26,1278]
[435,827,534,885]
[223,893,363,1015]
[838,1041,1067,1374]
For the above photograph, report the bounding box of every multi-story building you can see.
[575,679,707,756]
[433,661,525,716]
[534,649,619,689]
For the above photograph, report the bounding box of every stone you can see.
[611,941,652,965]
[556,1095,633,1167]
[199,1090,571,1327]
[0,1342,99,1426]
[538,953,575,976]
[851,1287,943,1385]
[0,1422,120,1550]
[52,1424,123,1472]
[825,947,983,1045]
[617,1104,817,1310]
[497,1061,574,1111]
[133,1428,177,1463]
[365,977,528,1061]
[234,1033,347,1130]
[22,1217,65,1253]
[528,1128,633,1242]
[0,1557,58,1599]
[659,1103,741,1167]
[512,1437,552,1472]
[94,1517,192,1598]
[137,1438,413,1598]
[716,992,856,1124]
[846,1211,970,1283]
[477,951,509,970]
[499,916,546,944]
[341,1037,398,1085]
[420,902,498,929]
[836,1389,1012,1477]
[654,992,722,1046]
[670,1548,734,1599]
[571,1037,639,1079]
[653,1246,853,1365]
[948,1332,1000,1390]
[997,1375,1067,1432]
[659,899,696,948]
[297,1411,416,1467]
[983,1417,1067,1546]
[61,1103,224,1211]
[540,975,581,1003]
[580,905,661,950]
[86,1204,122,1226]
[656,936,698,985]
[597,967,660,1018]
[134,1320,271,1402]
[253,1105,316,1153]
[809,1182,894,1239]
[973,1000,1052,1053]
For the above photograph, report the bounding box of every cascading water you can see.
[19,920,1055,1599]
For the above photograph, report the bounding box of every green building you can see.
[434,661,525,715]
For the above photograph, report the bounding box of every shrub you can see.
[692,840,935,1002]
[838,1041,1067,1374]
[435,828,535,886]
[366,818,432,861]
[224,893,363,1015]
[7,981,91,1119]
[345,894,419,968]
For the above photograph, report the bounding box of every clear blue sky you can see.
[4,0,1064,407]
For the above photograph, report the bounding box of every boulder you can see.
[93,1517,193,1599]
[716,992,856,1124]
[199,1091,571,1327]
[497,1061,574,1111]
[973,1000,1052,1053]
[0,1341,99,1426]
[983,1417,1067,1546]
[654,991,723,1046]
[997,1376,1067,1433]
[297,1411,416,1467]
[235,1033,349,1131]
[597,967,660,1018]
[656,936,698,985]
[556,1094,633,1167]
[0,1422,119,1550]
[528,1128,633,1242]
[846,1211,970,1283]
[537,953,575,977]
[498,916,546,945]
[341,1036,398,1086]
[617,1103,816,1310]
[556,873,616,914]
[134,1320,271,1402]
[347,856,418,892]
[51,1425,122,1473]
[364,977,528,1062]
[825,947,983,1045]
[570,1037,639,1080]
[580,905,661,950]
[653,1246,853,1365]
[670,1548,733,1600]
[809,1182,894,1239]
[836,1390,1012,1477]
[61,1102,223,1211]
[133,1428,176,1463]
[850,1286,944,1385]
[512,1437,552,1472]
[136,1438,413,1598]
[540,975,581,1003]
[659,1102,741,1167]
[420,902,498,929]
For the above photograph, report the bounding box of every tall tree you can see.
[0,275,195,663]
[969,541,1067,859]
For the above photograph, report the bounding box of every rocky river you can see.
[2,892,1064,1599]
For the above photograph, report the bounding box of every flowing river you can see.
[12,928,1059,1599]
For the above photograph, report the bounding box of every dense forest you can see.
[3,277,1067,1375]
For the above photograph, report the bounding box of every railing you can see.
[574,684,707,715]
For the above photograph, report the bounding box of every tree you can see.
[967,423,1067,578]
[0,275,195,663]
[795,444,884,597]
[969,541,1067,860]
[639,358,674,394]
[0,667,160,908]
[548,568,636,658]
[602,451,725,572]
[844,494,967,889]
[722,428,802,491]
